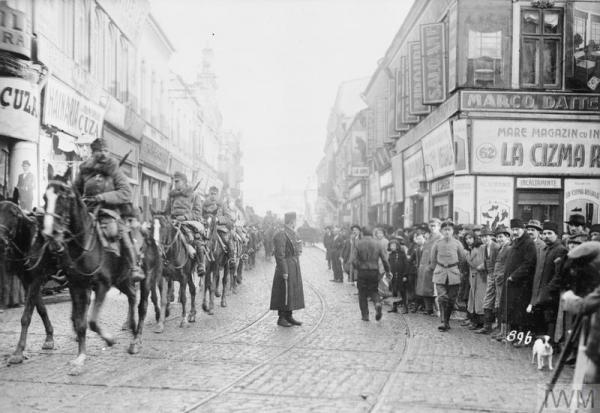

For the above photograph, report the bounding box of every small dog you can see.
[532,335,554,370]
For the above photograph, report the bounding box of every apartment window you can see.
[568,3,600,92]
[520,8,563,89]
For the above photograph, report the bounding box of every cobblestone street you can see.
[0,247,572,412]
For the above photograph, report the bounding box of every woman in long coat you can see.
[270,212,305,327]
[466,234,487,329]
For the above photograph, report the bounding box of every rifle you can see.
[537,313,584,413]
[193,178,204,193]
[119,150,132,167]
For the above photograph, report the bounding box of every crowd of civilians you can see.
[323,214,600,349]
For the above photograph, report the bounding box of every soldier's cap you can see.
[209,186,219,193]
[566,214,586,227]
[440,220,454,229]
[90,138,108,151]
[526,219,543,232]
[542,221,560,235]
[284,211,296,224]
[510,218,525,229]
[418,223,431,233]
[568,241,600,262]
[22,160,30,167]
[591,224,600,234]
[495,225,511,237]
[173,171,187,181]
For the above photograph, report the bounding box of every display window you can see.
[516,191,561,223]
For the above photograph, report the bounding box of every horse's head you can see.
[42,180,81,242]
[151,213,172,248]
[0,201,21,254]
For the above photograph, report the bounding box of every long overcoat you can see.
[416,232,441,297]
[270,226,305,311]
[502,232,536,326]
[467,245,487,315]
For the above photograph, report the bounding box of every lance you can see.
[119,150,132,167]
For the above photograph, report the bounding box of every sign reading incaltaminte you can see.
[471,120,600,176]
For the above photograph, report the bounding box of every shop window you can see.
[458,0,511,88]
[520,8,563,89]
[567,3,600,91]
[516,191,561,223]
[433,194,453,221]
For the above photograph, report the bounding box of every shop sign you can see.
[43,77,104,139]
[421,121,454,179]
[461,91,600,114]
[349,182,362,200]
[350,166,369,177]
[420,22,446,105]
[0,77,39,142]
[471,120,600,176]
[403,148,424,197]
[564,179,599,226]
[408,41,430,115]
[477,176,513,229]
[140,136,169,172]
[452,119,469,175]
[0,4,31,58]
[516,178,561,189]
[431,176,454,196]
[379,169,393,188]
[398,57,418,127]
[391,154,404,203]
[453,175,474,224]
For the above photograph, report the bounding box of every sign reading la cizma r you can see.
[471,120,600,176]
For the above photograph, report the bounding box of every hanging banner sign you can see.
[471,120,600,176]
[409,41,431,115]
[477,176,513,229]
[43,77,104,139]
[420,22,446,105]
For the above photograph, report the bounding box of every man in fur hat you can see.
[163,171,205,275]
[202,185,237,260]
[74,138,144,282]
[270,212,305,327]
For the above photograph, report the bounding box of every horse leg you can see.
[150,268,161,322]
[202,263,211,312]
[215,266,221,298]
[179,277,189,328]
[129,279,148,354]
[154,276,167,334]
[69,286,91,376]
[187,268,196,323]
[35,290,55,350]
[88,282,116,347]
[8,278,41,364]
[208,268,215,315]
[221,264,228,308]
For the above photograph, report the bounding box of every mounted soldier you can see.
[163,171,206,275]
[73,138,144,282]
[202,186,237,261]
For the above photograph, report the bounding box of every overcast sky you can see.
[151,0,413,216]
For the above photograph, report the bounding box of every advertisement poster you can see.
[421,121,454,180]
[477,176,513,229]
[471,120,600,176]
[564,179,600,226]
[9,141,39,212]
[403,148,424,197]
[453,175,474,224]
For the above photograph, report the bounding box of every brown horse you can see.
[42,181,140,375]
[203,218,230,313]
[0,201,57,364]
[153,214,197,328]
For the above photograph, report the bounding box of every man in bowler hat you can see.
[270,212,305,327]
[17,160,34,211]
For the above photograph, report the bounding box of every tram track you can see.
[183,277,328,412]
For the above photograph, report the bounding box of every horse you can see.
[203,218,230,313]
[230,232,249,294]
[42,181,141,375]
[0,201,57,364]
[152,214,197,328]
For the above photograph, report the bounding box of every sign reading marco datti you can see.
[420,23,446,105]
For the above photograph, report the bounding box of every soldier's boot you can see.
[285,311,302,326]
[438,302,449,332]
[122,234,144,282]
[445,303,452,329]
[228,239,237,261]
[195,241,206,276]
[475,309,493,334]
[277,310,292,327]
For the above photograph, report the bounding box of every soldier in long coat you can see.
[270,212,305,327]
[416,219,442,315]
[502,218,536,334]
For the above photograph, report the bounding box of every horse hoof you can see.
[188,315,196,323]
[68,364,85,376]
[179,320,189,328]
[202,304,209,313]
[215,291,221,298]
[221,301,227,308]
[154,323,164,334]
[104,336,116,347]
[41,339,55,350]
[128,343,140,355]
[232,288,238,295]
[7,354,24,365]
[208,309,215,315]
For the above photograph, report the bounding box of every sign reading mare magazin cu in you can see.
[471,120,600,176]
